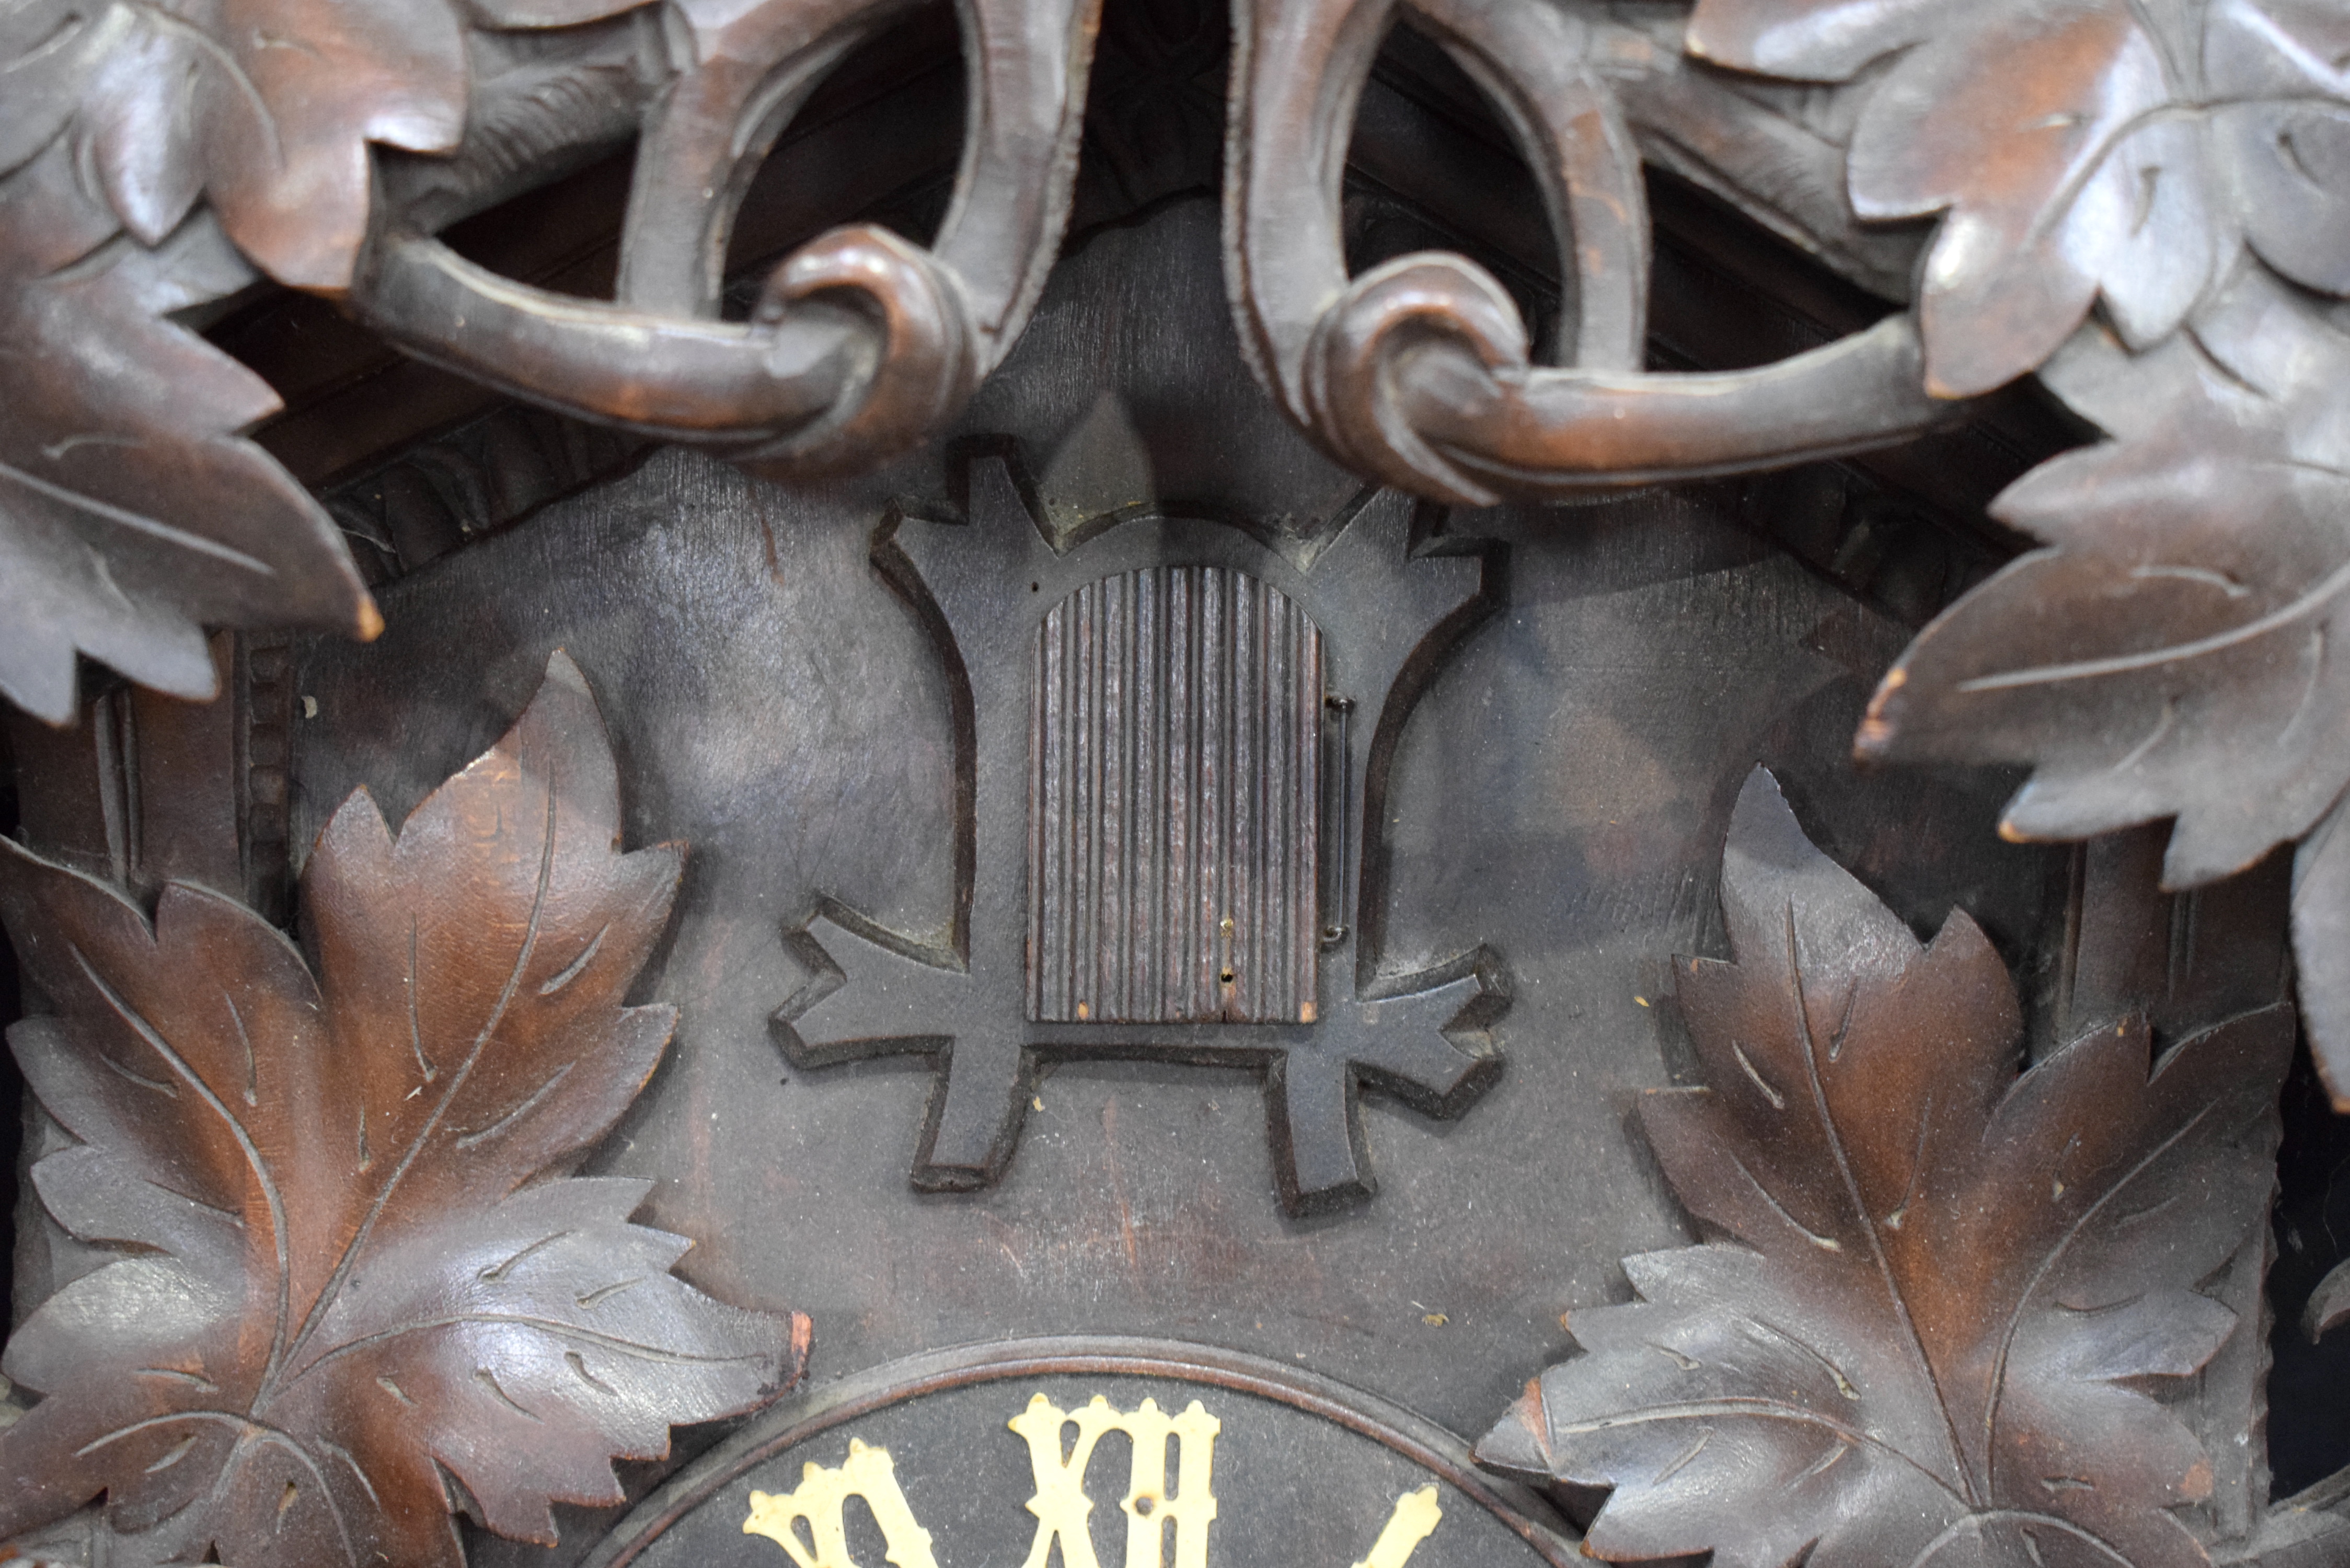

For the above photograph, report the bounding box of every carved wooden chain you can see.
[10,4,2350,1565]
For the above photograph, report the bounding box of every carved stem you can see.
[1227,0,1957,504]
[353,232,863,441]
[353,0,1099,480]
[930,0,1104,362]
[1402,0,1649,372]
[1308,258,1953,506]
[617,0,930,319]
[1393,316,1953,501]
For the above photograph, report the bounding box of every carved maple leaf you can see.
[1478,768,2294,1568]
[65,0,469,291]
[0,141,377,722]
[1855,266,2350,1101]
[0,0,663,720]
[1684,0,2350,397]
[0,652,808,1568]
[1859,268,2350,884]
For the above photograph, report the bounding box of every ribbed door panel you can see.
[1028,567,1322,1023]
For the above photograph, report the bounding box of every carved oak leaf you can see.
[0,651,808,1568]
[1853,267,2350,1098]
[1685,0,2350,398]
[0,141,375,722]
[1477,768,2294,1568]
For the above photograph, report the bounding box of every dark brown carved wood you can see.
[348,0,1099,484]
[1858,271,2350,1104]
[1026,566,1326,1027]
[775,451,1507,1214]
[1225,0,1957,508]
[7,0,2350,1559]
[1479,769,2298,1567]
[0,140,373,724]
[0,653,805,1567]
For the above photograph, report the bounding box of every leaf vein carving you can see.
[72,942,296,1392]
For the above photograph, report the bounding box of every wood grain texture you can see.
[0,652,805,1568]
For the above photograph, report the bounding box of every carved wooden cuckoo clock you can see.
[2,0,2349,1565]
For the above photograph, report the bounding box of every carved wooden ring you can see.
[1229,0,1956,508]
[350,0,1097,479]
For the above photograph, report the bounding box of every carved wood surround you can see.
[4,0,2350,1565]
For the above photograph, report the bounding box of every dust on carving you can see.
[0,651,807,1568]
[1478,768,2294,1568]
